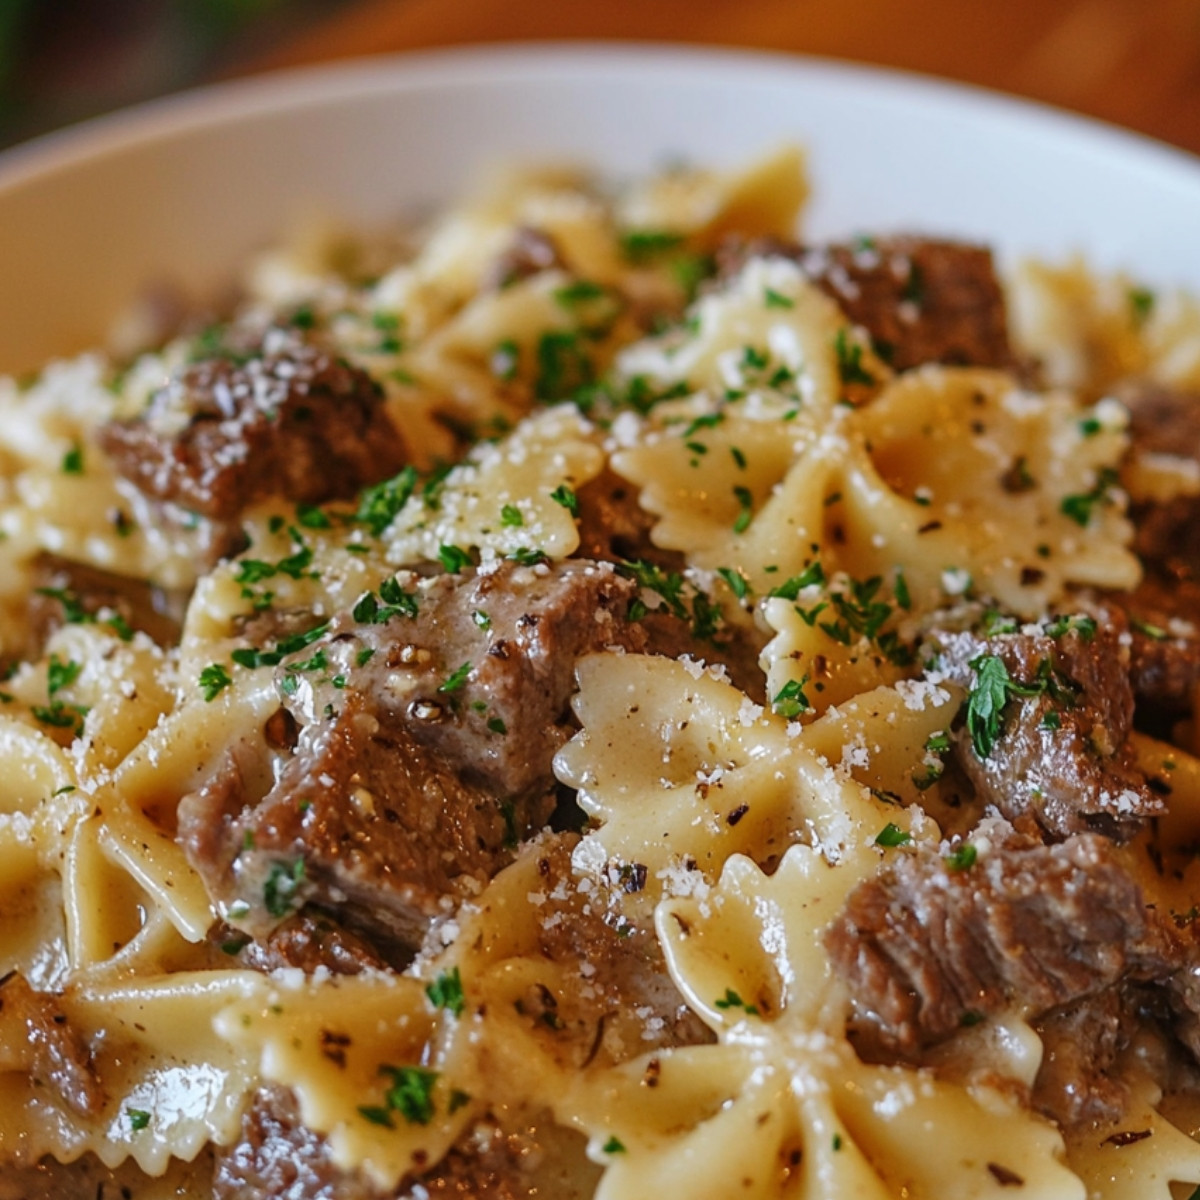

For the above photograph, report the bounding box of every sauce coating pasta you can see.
[2,147,1200,1199]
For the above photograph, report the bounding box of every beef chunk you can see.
[518,834,712,1059]
[824,820,1180,1056]
[178,560,640,949]
[717,236,1012,370]
[932,621,1161,840]
[572,470,766,695]
[483,226,564,291]
[97,333,406,521]
[232,913,388,977]
[1105,381,1200,710]
[1113,576,1200,712]
[0,972,102,1118]
[215,1087,595,1200]
[28,553,187,651]
[1031,991,1132,1129]
[214,1086,379,1200]
[1122,379,1200,463]
[573,467,667,567]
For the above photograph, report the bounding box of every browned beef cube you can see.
[97,334,406,520]
[825,821,1180,1056]
[931,619,1161,840]
[0,972,102,1118]
[28,552,187,651]
[178,560,641,950]
[215,1086,593,1200]
[718,235,1012,371]
[230,913,388,977]
[1105,381,1200,710]
[1031,991,1132,1129]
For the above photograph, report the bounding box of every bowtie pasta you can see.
[2,145,1200,1200]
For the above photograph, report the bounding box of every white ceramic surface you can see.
[0,43,1198,373]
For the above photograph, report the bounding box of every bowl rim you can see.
[1,40,1197,194]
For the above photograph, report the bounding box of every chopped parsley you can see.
[1132,617,1168,641]
[439,543,473,573]
[535,330,594,401]
[61,443,84,474]
[964,655,1015,758]
[554,279,607,306]
[472,610,491,631]
[764,287,794,309]
[944,843,978,871]
[767,562,824,600]
[1060,467,1118,527]
[199,663,232,701]
[550,483,579,515]
[126,1108,151,1131]
[294,502,332,529]
[232,621,329,669]
[732,485,754,534]
[500,503,524,528]
[874,823,912,847]
[371,310,402,353]
[713,988,759,1016]
[47,654,80,696]
[353,579,418,624]
[834,328,875,386]
[438,662,472,693]
[961,653,1068,759]
[1128,285,1156,325]
[507,547,549,566]
[426,967,465,1016]
[32,700,88,735]
[1044,613,1097,640]
[383,1064,439,1125]
[355,465,418,536]
[603,1135,628,1154]
[262,859,305,918]
[716,567,751,601]
[618,229,685,262]
[772,676,811,720]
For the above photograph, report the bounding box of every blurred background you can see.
[1,0,1198,155]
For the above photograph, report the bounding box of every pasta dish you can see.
[4,146,1200,1199]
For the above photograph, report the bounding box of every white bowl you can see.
[1,43,1198,373]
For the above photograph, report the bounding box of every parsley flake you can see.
[199,663,232,701]
[262,858,305,918]
[732,485,754,534]
[772,676,811,719]
[944,843,978,871]
[426,967,466,1017]
[714,988,759,1015]
[380,1064,439,1125]
[875,823,912,847]
[438,544,473,573]
[1060,467,1118,527]
[550,483,579,515]
[438,662,472,693]
[834,328,875,386]
[61,443,84,474]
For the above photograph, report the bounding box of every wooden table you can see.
[249,0,1200,159]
